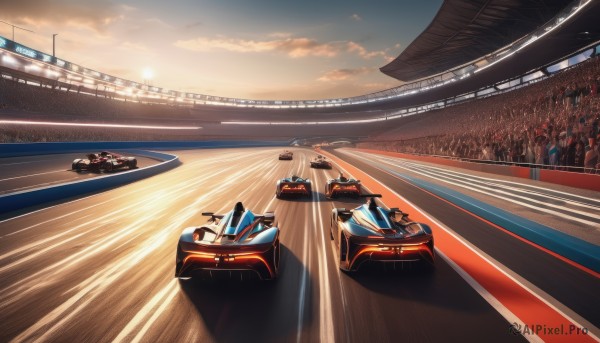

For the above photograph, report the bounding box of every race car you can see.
[330,195,434,272]
[325,173,362,198]
[276,175,312,198]
[279,150,293,160]
[71,151,137,172]
[310,155,332,169]
[175,202,280,280]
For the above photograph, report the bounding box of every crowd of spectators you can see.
[360,56,600,173]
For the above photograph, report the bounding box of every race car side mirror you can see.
[263,212,275,225]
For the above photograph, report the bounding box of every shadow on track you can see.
[178,245,313,342]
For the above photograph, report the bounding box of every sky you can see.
[0,0,442,100]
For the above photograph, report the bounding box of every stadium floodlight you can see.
[1,54,17,65]
[142,68,154,85]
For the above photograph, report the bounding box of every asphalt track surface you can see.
[0,147,595,342]
[0,152,159,195]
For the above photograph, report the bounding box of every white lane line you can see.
[436,249,543,343]
[297,202,310,343]
[383,155,600,212]
[315,190,334,343]
[1,177,82,194]
[129,285,179,343]
[0,160,49,166]
[386,158,600,221]
[345,151,600,227]
[112,279,179,343]
[349,149,600,204]
[0,170,66,182]
[310,167,334,343]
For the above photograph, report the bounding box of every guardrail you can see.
[0,149,180,215]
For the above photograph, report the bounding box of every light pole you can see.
[0,20,34,41]
[52,34,58,57]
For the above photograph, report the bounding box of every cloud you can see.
[268,32,293,38]
[0,0,123,32]
[174,35,391,60]
[119,41,150,52]
[318,67,373,82]
[350,14,362,21]
[183,21,203,30]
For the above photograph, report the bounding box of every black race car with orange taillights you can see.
[331,195,434,272]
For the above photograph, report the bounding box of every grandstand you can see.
[0,0,599,171]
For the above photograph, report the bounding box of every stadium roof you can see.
[381,0,575,82]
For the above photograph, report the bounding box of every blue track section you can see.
[0,150,180,215]
[380,166,600,273]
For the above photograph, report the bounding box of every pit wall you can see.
[350,148,600,192]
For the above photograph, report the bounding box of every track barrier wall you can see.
[351,148,600,192]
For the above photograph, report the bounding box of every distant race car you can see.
[276,175,312,198]
[325,173,362,198]
[331,195,435,272]
[175,202,280,280]
[279,150,293,160]
[71,151,137,172]
[310,155,332,169]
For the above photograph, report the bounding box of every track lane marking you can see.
[310,167,335,343]
[0,169,66,182]
[352,148,600,204]
[341,150,600,278]
[112,279,179,343]
[365,153,600,224]
[320,149,600,343]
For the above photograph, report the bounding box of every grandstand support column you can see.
[53,34,58,57]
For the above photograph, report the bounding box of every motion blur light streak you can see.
[347,151,600,227]
[113,279,179,343]
[0,120,202,130]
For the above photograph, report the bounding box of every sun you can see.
[142,68,154,80]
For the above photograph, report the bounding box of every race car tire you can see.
[103,162,113,173]
[329,218,334,240]
[128,158,138,169]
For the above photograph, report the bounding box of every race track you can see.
[0,147,597,342]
